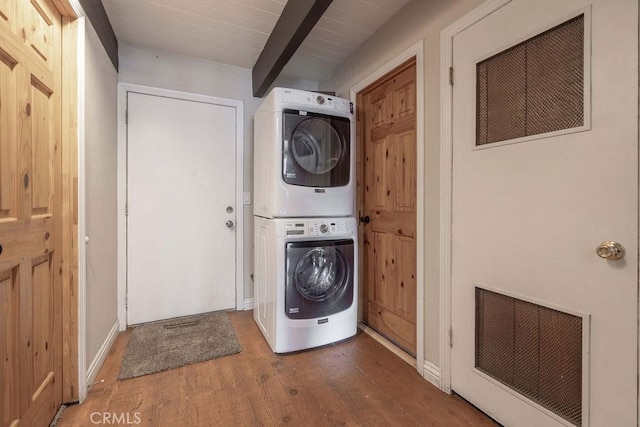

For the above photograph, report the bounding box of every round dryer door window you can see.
[291,119,344,175]
[294,247,347,301]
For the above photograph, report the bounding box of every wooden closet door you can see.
[360,58,417,355]
[0,0,63,425]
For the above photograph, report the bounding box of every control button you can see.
[320,224,329,233]
[316,95,325,105]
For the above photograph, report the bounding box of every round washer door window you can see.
[294,247,347,301]
[291,119,344,175]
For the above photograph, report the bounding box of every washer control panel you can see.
[285,222,306,236]
[284,219,354,237]
[308,220,351,236]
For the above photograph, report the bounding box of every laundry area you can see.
[1,0,638,426]
[252,88,358,353]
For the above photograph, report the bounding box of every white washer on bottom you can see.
[254,216,358,353]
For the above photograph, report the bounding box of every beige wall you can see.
[84,18,119,365]
[319,0,484,366]
[118,44,319,307]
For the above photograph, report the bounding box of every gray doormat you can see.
[118,311,242,380]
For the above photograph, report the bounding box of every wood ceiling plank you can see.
[321,4,380,31]
[328,0,396,22]
[115,24,259,68]
[105,5,268,50]
[305,26,362,49]
[149,0,281,25]
[251,0,332,97]
[175,0,283,21]
[106,0,276,34]
[314,14,374,40]
[104,1,272,43]
[303,35,353,56]
[231,0,286,15]
[358,0,406,11]
[294,44,344,64]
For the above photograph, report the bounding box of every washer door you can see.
[285,239,354,319]
[294,247,346,301]
[282,110,351,187]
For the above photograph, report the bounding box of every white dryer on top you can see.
[254,88,355,218]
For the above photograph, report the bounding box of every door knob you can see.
[226,220,234,229]
[596,241,625,260]
[359,215,370,224]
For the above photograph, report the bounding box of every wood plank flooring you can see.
[57,311,497,426]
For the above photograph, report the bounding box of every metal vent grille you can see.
[476,14,584,146]
[476,288,582,426]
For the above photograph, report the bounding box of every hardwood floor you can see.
[57,311,497,426]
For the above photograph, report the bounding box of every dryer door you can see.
[282,110,351,187]
[285,239,354,319]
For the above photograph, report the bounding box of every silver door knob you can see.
[596,241,625,260]
[226,220,234,229]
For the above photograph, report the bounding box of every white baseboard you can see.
[86,320,119,387]
[422,360,442,389]
[243,297,254,311]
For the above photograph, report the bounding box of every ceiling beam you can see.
[252,0,332,97]
[79,0,119,70]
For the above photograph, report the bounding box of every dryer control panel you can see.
[282,89,352,115]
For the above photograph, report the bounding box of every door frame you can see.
[116,83,244,330]
[439,0,512,394]
[57,0,83,404]
[438,0,639,407]
[350,40,425,377]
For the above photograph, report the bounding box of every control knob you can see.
[320,224,329,234]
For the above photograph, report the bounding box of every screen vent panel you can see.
[476,14,585,146]
[475,288,582,426]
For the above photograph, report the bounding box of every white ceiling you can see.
[101,0,411,82]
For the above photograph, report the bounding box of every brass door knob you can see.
[596,241,625,260]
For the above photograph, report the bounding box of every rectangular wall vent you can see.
[476,288,582,426]
[476,14,585,146]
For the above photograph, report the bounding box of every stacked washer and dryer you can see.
[253,88,357,353]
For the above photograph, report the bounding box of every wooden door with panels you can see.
[358,58,417,355]
[0,0,64,425]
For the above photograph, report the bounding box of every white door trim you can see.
[75,14,88,403]
[439,0,513,393]
[349,39,425,378]
[116,83,244,330]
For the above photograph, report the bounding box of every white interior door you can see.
[450,1,637,426]
[127,91,237,325]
